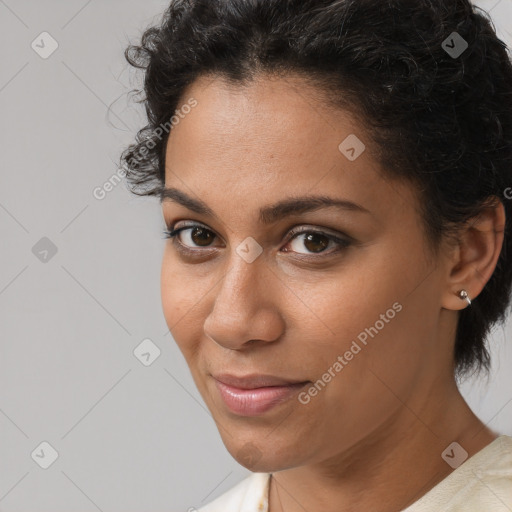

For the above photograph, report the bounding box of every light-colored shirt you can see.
[197,435,512,512]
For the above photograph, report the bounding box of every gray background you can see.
[0,0,511,511]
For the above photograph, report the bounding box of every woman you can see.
[120,0,512,510]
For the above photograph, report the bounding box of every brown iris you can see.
[190,227,215,247]
[301,233,329,253]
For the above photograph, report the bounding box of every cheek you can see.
[160,253,182,325]
[310,302,430,428]
[284,264,392,352]
[160,251,206,355]
[293,249,430,395]
[293,305,426,455]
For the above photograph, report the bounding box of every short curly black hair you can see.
[119,0,512,378]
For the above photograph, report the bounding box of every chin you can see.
[224,437,303,472]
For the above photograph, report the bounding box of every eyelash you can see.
[162,223,352,259]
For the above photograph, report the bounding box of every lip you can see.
[212,373,309,389]
[211,374,310,416]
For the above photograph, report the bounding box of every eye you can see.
[163,223,352,257]
[163,223,218,252]
[283,227,351,256]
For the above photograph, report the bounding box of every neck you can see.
[268,382,497,512]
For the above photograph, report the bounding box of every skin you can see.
[160,73,505,512]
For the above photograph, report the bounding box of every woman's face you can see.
[160,73,455,472]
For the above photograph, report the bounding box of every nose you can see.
[203,254,285,350]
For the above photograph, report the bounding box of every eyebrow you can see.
[160,187,372,224]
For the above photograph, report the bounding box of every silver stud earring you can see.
[457,289,471,306]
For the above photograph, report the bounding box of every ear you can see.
[441,197,506,311]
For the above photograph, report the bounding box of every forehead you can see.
[168,74,343,165]
[163,73,417,227]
